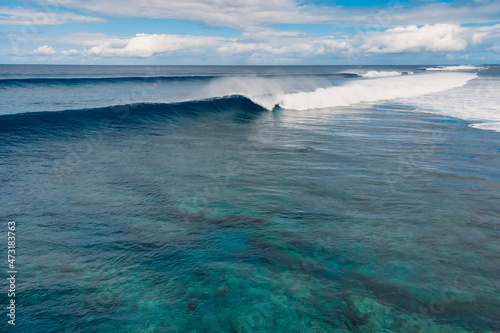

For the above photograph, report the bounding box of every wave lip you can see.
[278,72,477,111]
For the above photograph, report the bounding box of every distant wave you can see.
[0,75,217,85]
[423,65,486,71]
[338,70,414,78]
[0,73,360,86]
[277,72,477,110]
[361,70,402,78]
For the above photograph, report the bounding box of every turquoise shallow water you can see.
[1,66,500,332]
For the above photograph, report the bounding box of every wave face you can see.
[0,95,265,138]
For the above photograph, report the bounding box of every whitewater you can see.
[277,72,475,110]
[202,67,499,132]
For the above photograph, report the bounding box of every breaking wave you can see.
[277,72,477,110]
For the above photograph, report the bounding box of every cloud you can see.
[55,30,353,59]
[31,0,500,30]
[4,0,500,63]
[218,33,353,57]
[31,45,56,55]
[381,0,500,26]
[0,6,105,25]
[28,22,500,61]
[469,23,500,44]
[61,49,79,56]
[361,24,467,53]
[80,34,225,57]
[58,32,129,47]
[32,0,331,30]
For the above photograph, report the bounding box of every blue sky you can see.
[1,0,499,64]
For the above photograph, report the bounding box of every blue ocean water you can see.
[0,65,499,332]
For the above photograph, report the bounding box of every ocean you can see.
[0,65,499,332]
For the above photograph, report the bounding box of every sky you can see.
[0,0,499,65]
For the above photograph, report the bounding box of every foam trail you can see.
[279,72,477,111]
[405,74,500,133]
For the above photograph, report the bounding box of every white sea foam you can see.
[470,122,500,132]
[424,65,485,71]
[361,70,402,78]
[196,70,500,133]
[340,70,406,78]
[405,74,500,133]
[278,72,477,111]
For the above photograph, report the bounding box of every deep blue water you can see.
[0,65,499,332]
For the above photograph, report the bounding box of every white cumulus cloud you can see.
[361,24,467,53]
[58,29,354,59]
[218,37,352,56]
[82,34,225,57]
[31,45,56,55]
[35,23,500,61]
[61,49,79,56]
